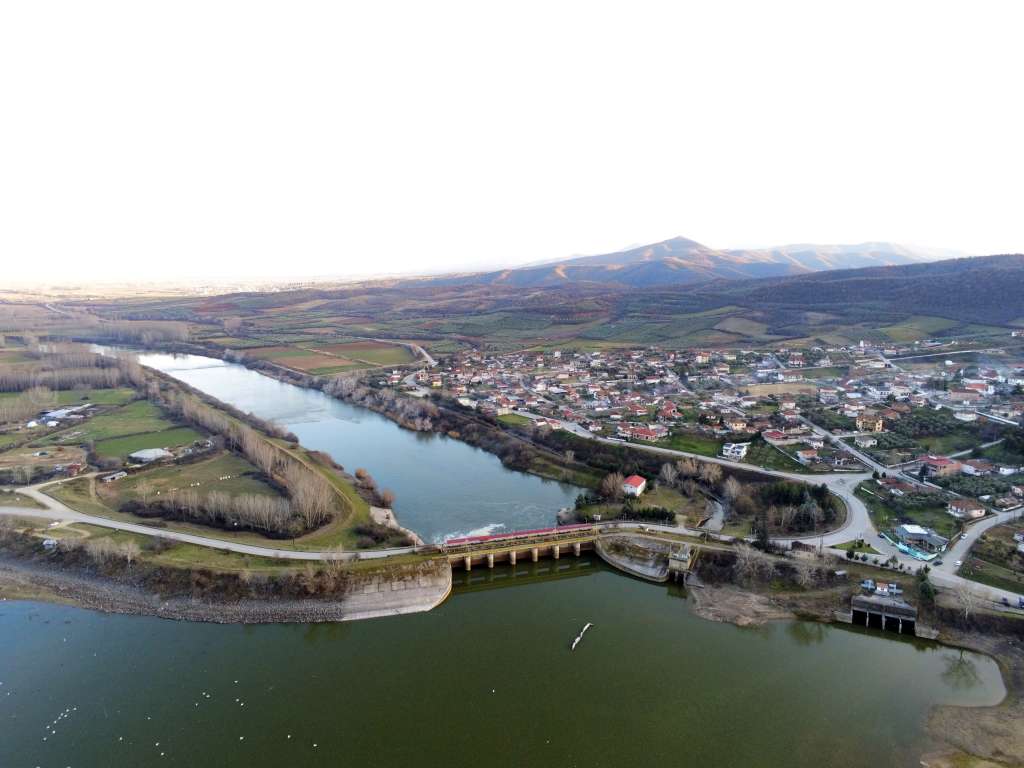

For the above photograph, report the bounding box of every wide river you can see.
[138,352,581,543]
[0,352,1006,768]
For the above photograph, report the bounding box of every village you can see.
[387,335,1024,591]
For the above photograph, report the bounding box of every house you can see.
[961,459,994,477]
[622,475,647,497]
[721,442,750,460]
[895,524,949,553]
[856,413,885,432]
[878,478,913,496]
[947,499,986,519]
[795,448,818,464]
[101,471,128,483]
[919,455,962,478]
[762,429,788,443]
[854,435,878,449]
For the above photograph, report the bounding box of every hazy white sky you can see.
[2,0,1022,282]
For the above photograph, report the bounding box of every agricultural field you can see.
[37,401,181,445]
[242,345,350,373]
[880,316,959,342]
[92,426,203,459]
[310,341,416,366]
[98,451,280,505]
[745,382,819,397]
[31,400,204,460]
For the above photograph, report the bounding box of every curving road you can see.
[2,451,1021,606]
[0,478,420,562]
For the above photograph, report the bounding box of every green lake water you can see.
[0,559,1004,768]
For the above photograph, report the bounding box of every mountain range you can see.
[422,236,965,289]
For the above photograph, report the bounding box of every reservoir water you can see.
[1,350,1004,768]
[137,352,581,543]
[0,560,1005,768]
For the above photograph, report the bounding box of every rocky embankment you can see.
[594,534,672,582]
[0,553,451,624]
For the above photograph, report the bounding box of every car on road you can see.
[934,558,943,565]
[954,560,963,567]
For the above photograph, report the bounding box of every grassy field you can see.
[94,426,203,458]
[880,316,959,342]
[832,539,882,555]
[39,401,180,445]
[959,523,1024,595]
[0,490,45,508]
[745,382,819,396]
[856,484,958,538]
[800,366,849,380]
[742,441,808,472]
[54,388,137,406]
[498,413,533,427]
[100,451,279,503]
[657,432,722,457]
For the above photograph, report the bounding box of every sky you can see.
[2,0,1022,284]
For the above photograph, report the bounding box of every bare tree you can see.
[733,544,773,583]
[698,462,723,488]
[135,479,155,507]
[675,457,699,479]
[600,472,625,501]
[955,582,977,621]
[794,560,819,589]
[722,476,742,503]
[658,462,679,488]
[121,540,141,568]
[379,489,396,508]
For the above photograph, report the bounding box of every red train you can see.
[445,523,595,547]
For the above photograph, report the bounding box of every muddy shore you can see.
[0,554,451,624]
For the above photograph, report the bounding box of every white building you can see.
[721,442,750,460]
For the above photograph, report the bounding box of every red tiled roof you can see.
[623,475,646,488]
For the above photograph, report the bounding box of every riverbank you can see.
[924,626,1024,767]
[0,551,451,624]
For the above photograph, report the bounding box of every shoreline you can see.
[0,553,451,624]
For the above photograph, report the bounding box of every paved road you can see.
[590,436,875,547]
[1,480,420,562]
[3,456,1021,605]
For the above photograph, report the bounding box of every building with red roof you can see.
[622,475,647,497]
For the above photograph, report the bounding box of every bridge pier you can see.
[464,555,472,572]
[509,550,517,566]
[552,544,560,559]
[573,542,581,557]
[531,547,539,562]
[487,553,494,569]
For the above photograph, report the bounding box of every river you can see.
[136,351,581,543]
[1,350,1004,768]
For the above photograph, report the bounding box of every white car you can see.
[954,560,963,567]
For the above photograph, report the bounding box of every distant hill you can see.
[76,252,1023,352]
[691,253,1024,326]
[422,236,961,289]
